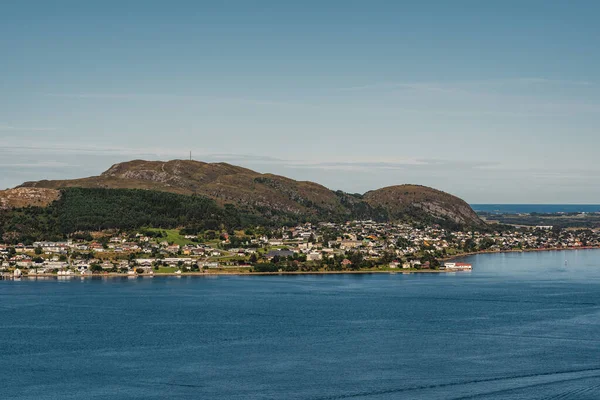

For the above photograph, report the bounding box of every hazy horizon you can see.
[2,1,599,203]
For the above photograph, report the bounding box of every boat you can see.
[443,262,473,271]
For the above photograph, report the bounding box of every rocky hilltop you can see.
[0,187,60,210]
[12,159,484,228]
[364,185,480,226]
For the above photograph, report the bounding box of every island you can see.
[1,160,598,278]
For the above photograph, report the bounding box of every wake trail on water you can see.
[450,376,600,400]
[392,295,599,307]
[545,381,600,400]
[377,326,600,344]
[311,366,600,400]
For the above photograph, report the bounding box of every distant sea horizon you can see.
[471,204,600,214]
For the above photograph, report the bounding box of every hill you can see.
[19,160,349,219]
[364,185,480,228]
[1,160,484,239]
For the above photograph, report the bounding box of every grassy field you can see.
[155,266,178,274]
[146,228,194,246]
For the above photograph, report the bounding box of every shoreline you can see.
[10,269,454,279]
[442,245,600,261]
[5,246,599,280]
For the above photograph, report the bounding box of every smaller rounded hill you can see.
[364,184,483,227]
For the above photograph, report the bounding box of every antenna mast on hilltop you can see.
[189,151,192,161]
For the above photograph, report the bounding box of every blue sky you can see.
[1,1,599,203]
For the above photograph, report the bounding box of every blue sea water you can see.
[4,250,600,399]
[471,204,600,214]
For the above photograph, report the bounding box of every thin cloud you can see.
[337,78,599,118]
[501,78,592,86]
[0,144,289,166]
[338,78,593,92]
[338,82,454,93]
[0,161,73,169]
[1,143,195,158]
[40,93,312,108]
[0,126,56,132]
[202,153,286,163]
[284,159,499,172]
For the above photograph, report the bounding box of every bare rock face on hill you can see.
[17,159,484,228]
[0,187,60,210]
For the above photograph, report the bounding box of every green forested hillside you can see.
[0,187,373,244]
[0,188,248,244]
[54,187,238,232]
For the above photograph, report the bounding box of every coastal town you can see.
[2,220,599,278]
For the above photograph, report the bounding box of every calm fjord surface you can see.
[4,250,600,399]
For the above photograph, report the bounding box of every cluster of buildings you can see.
[1,220,600,276]
[265,221,600,260]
